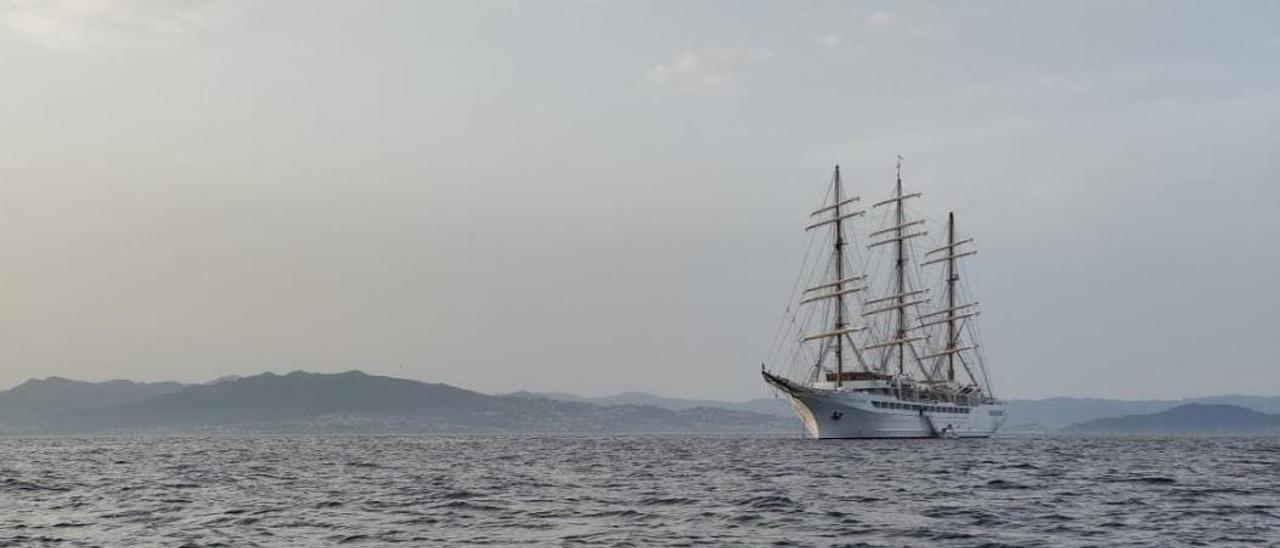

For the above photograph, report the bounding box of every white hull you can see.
[767,375,1006,439]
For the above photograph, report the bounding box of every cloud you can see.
[644,47,772,92]
[0,0,211,52]
[817,33,839,49]
[864,10,900,31]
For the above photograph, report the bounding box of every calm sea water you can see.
[1,435,1277,547]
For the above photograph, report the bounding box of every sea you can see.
[1,435,1276,547]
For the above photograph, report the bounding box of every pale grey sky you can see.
[0,1,1277,400]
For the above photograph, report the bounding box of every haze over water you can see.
[2,435,1276,547]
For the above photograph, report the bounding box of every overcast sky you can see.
[0,1,1276,400]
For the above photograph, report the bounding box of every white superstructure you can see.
[762,159,1006,439]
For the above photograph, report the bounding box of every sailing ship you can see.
[762,159,1007,439]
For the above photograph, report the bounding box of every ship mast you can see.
[864,156,928,380]
[894,158,906,376]
[946,212,957,382]
[833,167,847,387]
[800,166,866,386]
[921,213,979,388]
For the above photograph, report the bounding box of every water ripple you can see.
[0,435,1277,547]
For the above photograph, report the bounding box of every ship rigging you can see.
[761,159,1005,439]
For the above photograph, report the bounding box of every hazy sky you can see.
[0,1,1277,400]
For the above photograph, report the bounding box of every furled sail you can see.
[764,158,997,404]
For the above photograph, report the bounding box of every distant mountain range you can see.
[513,390,1280,433]
[1003,395,1280,430]
[2,372,1276,435]
[0,371,796,435]
[0,377,185,428]
[1064,403,1280,434]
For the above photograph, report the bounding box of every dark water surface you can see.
[1,435,1277,547]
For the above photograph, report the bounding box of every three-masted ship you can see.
[762,159,1007,438]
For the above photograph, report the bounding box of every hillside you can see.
[1004,395,1280,430]
[0,371,797,435]
[0,377,185,430]
[1063,403,1280,434]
